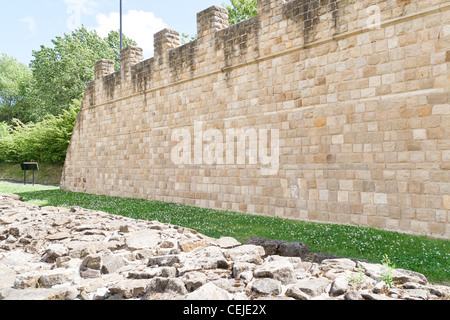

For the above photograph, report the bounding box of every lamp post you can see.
[120,0,123,51]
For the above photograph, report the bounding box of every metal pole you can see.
[120,0,123,51]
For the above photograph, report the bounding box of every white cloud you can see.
[65,0,98,30]
[94,10,168,58]
[65,0,98,14]
[19,16,37,32]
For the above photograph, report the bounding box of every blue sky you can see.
[0,0,232,66]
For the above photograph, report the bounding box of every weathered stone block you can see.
[95,60,115,80]
[197,6,229,38]
[443,195,450,210]
[154,28,181,55]
[314,118,327,127]
[120,46,143,71]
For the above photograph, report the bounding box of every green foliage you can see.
[0,122,9,138]
[29,27,136,118]
[224,0,258,25]
[181,33,197,45]
[182,0,258,43]
[104,30,137,71]
[348,265,365,290]
[0,100,80,164]
[0,54,33,123]
[1,27,137,166]
[0,122,14,162]
[381,254,397,289]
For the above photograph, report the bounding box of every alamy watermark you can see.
[171,121,280,176]
[366,5,382,30]
[65,0,97,30]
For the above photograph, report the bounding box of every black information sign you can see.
[21,162,39,186]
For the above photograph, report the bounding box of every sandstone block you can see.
[293,278,329,297]
[251,278,282,296]
[418,106,432,117]
[109,279,152,299]
[223,245,265,265]
[253,259,296,285]
[178,246,229,275]
[286,285,310,300]
[443,195,450,210]
[329,276,349,297]
[125,230,161,251]
[314,118,327,127]
[38,269,75,288]
[185,282,231,300]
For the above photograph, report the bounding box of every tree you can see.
[29,27,136,118]
[0,99,81,164]
[0,54,32,123]
[181,33,197,45]
[181,1,258,44]
[224,0,258,25]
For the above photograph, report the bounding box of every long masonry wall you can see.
[61,0,450,238]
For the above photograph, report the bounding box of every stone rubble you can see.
[0,193,448,301]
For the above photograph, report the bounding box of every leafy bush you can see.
[0,122,9,138]
[0,122,13,162]
[224,0,258,25]
[0,100,80,164]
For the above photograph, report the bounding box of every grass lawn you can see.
[0,181,448,285]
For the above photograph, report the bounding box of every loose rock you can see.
[185,282,231,300]
[293,278,330,297]
[0,193,448,301]
[329,276,348,297]
[253,258,296,285]
[252,278,282,296]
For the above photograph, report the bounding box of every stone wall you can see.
[61,0,450,239]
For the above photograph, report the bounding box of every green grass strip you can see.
[0,163,62,186]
